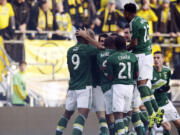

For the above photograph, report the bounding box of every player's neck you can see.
[155,66,163,72]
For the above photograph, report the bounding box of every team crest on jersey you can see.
[73,46,79,51]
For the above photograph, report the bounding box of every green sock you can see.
[99,118,108,135]
[108,123,115,135]
[123,117,130,134]
[149,90,159,112]
[139,111,148,127]
[177,128,180,135]
[115,119,125,135]
[163,129,170,135]
[72,114,86,135]
[132,112,144,135]
[138,85,154,115]
[56,115,69,135]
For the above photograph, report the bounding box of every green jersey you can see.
[97,49,116,93]
[106,50,138,85]
[130,16,152,54]
[92,52,101,88]
[151,66,171,107]
[67,43,98,90]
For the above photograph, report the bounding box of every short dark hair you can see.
[110,33,119,37]
[98,33,108,42]
[154,51,164,57]
[19,61,27,66]
[76,36,88,44]
[124,3,137,13]
[114,36,126,51]
[104,37,114,48]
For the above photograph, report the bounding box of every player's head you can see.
[19,61,27,72]
[99,33,108,46]
[124,24,131,42]
[124,3,137,22]
[114,35,126,51]
[177,0,180,4]
[104,36,116,49]
[154,51,164,68]
[110,33,119,39]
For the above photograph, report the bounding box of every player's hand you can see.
[177,32,180,37]
[76,29,88,38]
[24,96,30,104]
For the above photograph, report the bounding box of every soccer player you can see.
[56,32,102,135]
[106,35,139,135]
[124,24,149,134]
[89,30,109,135]
[97,36,116,135]
[152,51,180,135]
[124,3,163,128]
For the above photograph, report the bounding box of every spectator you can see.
[11,0,30,62]
[0,0,15,39]
[12,61,30,106]
[66,0,96,29]
[137,0,158,34]
[12,0,30,33]
[155,0,173,34]
[36,0,54,33]
[93,0,125,34]
[30,0,55,39]
[54,1,73,39]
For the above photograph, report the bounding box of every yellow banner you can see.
[24,39,76,80]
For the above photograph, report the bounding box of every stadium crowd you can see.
[1,0,180,76]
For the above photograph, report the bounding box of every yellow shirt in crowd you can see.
[0,2,14,29]
[137,9,158,34]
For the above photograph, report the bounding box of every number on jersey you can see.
[72,54,80,70]
[118,62,131,79]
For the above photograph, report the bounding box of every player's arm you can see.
[127,38,138,51]
[76,29,104,49]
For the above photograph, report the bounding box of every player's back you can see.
[67,43,98,90]
[97,49,116,93]
[130,16,152,54]
[107,50,138,85]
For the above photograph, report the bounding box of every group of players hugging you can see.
[55,3,180,135]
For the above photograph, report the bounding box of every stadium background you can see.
[0,0,180,134]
